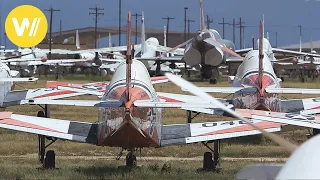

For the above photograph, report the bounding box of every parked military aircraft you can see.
[0,13,289,171]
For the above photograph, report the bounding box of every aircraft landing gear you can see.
[200,140,221,172]
[209,78,217,84]
[37,105,57,169]
[126,150,137,167]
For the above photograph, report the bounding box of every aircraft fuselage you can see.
[97,60,162,149]
[232,48,281,111]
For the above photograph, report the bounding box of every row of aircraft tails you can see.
[1,8,320,178]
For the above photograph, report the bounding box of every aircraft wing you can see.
[47,77,169,97]
[226,57,244,63]
[21,99,123,107]
[235,48,253,54]
[272,48,320,57]
[0,77,38,82]
[156,45,185,55]
[236,109,320,129]
[27,59,90,66]
[281,97,320,113]
[2,88,87,107]
[100,63,120,69]
[266,88,320,94]
[0,112,98,144]
[182,87,257,94]
[136,57,183,62]
[157,92,230,115]
[160,119,281,146]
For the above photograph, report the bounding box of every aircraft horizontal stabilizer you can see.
[134,100,233,109]
[0,112,98,144]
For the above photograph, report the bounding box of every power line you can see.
[132,13,142,44]
[162,16,175,46]
[89,6,104,49]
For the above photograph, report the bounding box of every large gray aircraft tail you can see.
[141,11,146,55]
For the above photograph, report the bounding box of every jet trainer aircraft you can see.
[180,0,240,83]
[0,13,296,171]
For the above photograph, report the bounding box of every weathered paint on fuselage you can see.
[97,60,162,149]
[232,43,281,111]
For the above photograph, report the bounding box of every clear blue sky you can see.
[1,0,320,49]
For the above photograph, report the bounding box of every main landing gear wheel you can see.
[44,150,56,169]
[37,105,57,170]
[200,140,221,172]
[209,78,217,84]
[126,151,137,167]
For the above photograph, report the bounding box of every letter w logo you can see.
[12,18,41,37]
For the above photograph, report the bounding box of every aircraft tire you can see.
[126,152,137,167]
[44,150,56,169]
[203,152,214,171]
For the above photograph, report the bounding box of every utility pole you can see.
[228,18,238,46]
[205,15,213,29]
[276,32,278,48]
[298,25,302,52]
[59,20,62,38]
[89,7,104,49]
[44,7,60,79]
[132,13,142,44]
[162,16,175,46]
[236,17,245,49]
[119,0,122,46]
[44,8,60,60]
[187,18,195,39]
[218,18,229,39]
[184,7,188,42]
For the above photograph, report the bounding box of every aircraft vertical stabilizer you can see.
[109,32,112,47]
[76,30,80,49]
[258,20,264,92]
[126,12,133,104]
[199,0,206,31]
[141,11,146,55]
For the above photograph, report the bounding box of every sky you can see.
[1,0,320,49]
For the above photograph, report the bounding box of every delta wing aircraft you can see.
[0,13,296,170]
